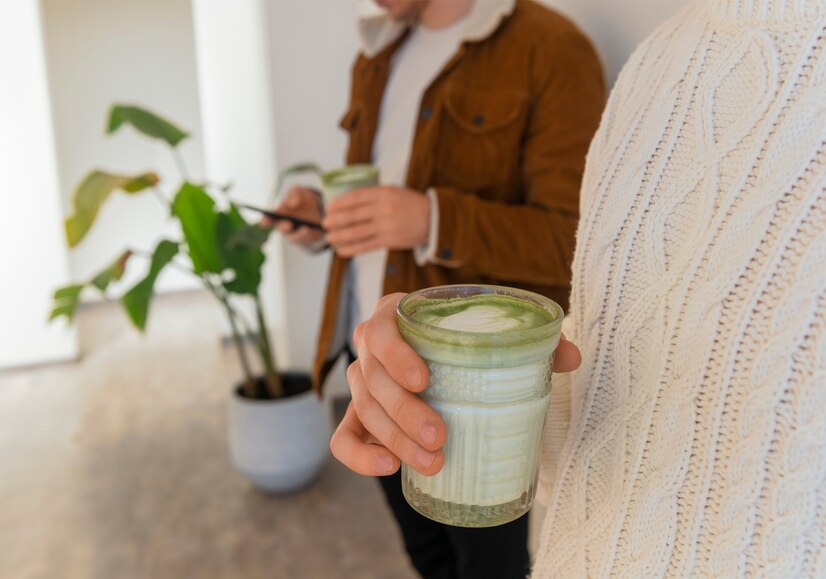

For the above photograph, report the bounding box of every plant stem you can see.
[206,279,255,397]
[202,277,266,375]
[216,291,257,339]
[135,252,254,339]
[132,247,261,397]
[131,251,263,398]
[225,299,256,396]
[150,186,171,211]
[254,293,283,399]
[172,147,190,181]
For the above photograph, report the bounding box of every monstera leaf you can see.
[65,171,158,247]
[216,205,269,295]
[90,250,133,291]
[49,285,85,322]
[121,240,179,330]
[107,104,189,147]
[226,221,270,252]
[172,182,221,274]
[49,250,133,322]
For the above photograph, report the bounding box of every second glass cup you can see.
[397,285,563,527]
[319,164,377,203]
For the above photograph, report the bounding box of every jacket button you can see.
[440,248,452,259]
[421,107,432,120]
[386,264,398,276]
[472,114,484,126]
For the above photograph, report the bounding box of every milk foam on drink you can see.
[419,300,549,333]
[398,287,562,527]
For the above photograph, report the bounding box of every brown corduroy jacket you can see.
[312,0,605,392]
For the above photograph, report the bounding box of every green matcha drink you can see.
[320,164,377,203]
[397,285,563,527]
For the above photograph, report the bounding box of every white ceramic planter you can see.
[228,380,330,493]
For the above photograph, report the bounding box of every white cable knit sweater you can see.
[534,1,826,577]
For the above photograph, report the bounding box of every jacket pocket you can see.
[339,101,363,132]
[436,88,528,193]
[339,102,366,163]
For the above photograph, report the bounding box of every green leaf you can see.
[65,170,159,247]
[172,183,222,274]
[90,250,133,292]
[120,174,160,192]
[107,104,189,147]
[121,240,178,330]
[276,162,323,195]
[49,284,84,322]
[227,223,271,251]
[216,206,266,295]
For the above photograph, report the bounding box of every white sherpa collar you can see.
[357,0,516,58]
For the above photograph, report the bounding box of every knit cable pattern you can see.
[533,1,826,576]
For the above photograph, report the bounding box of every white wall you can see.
[41,0,206,296]
[0,1,78,368]
[541,0,689,87]
[267,0,359,388]
[191,0,290,367]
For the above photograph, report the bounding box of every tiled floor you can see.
[0,291,417,579]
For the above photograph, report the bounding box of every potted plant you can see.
[50,104,330,493]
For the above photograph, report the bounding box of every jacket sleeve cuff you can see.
[427,187,464,268]
[305,237,330,254]
[413,189,440,266]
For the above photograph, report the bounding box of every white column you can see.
[191,0,291,369]
[0,1,78,368]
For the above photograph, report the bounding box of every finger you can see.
[348,361,444,476]
[276,220,294,234]
[275,187,322,221]
[554,335,582,373]
[326,220,377,247]
[327,222,380,256]
[334,237,381,258]
[325,187,378,213]
[356,293,430,392]
[322,203,378,231]
[274,189,298,213]
[330,403,400,476]
[356,351,446,451]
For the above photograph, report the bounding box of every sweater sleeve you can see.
[535,314,578,507]
[536,365,573,508]
[427,36,605,286]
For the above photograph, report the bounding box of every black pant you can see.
[377,471,530,579]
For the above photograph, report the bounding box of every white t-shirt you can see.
[348,18,466,346]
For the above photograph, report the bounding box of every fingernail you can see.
[415,448,435,468]
[406,367,422,388]
[377,456,395,473]
[420,422,437,445]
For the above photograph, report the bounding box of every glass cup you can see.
[396,285,563,527]
[319,164,378,203]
